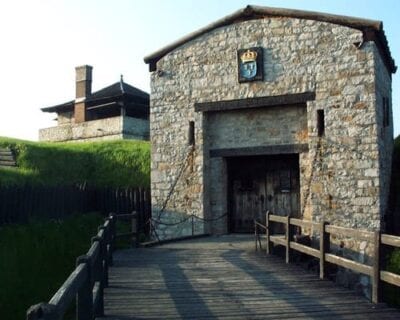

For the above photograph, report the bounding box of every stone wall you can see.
[39,116,149,142]
[150,17,392,242]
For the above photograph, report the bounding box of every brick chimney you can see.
[74,65,93,123]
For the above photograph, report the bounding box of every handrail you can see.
[26,212,138,320]
[256,212,400,304]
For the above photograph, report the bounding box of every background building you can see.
[39,65,149,142]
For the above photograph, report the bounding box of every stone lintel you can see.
[194,92,315,113]
[210,144,309,158]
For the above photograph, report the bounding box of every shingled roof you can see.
[144,5,396,74]
[42,80,149,113]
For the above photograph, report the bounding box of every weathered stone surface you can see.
[39,116,149,142]
[149,16,393,244]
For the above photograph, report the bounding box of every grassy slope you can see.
[0,137,150,188]
[0,213,104,320]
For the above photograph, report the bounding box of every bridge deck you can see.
[100,235,400,319]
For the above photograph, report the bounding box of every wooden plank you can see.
[290,218,320,230]
[269,214,288,224]
[381,234,400,248]
[325,225,373,241]
[254,221,267,230]
[325,253,373,276]
[194,92,314,112]
[380,270,400,287]
[116,232,137,238]
[270,235,287,246]
[210,144,309,158]
[87,241,100,268]
[116,213,137,219]
[290,241,320,258]
[49,263,88,316]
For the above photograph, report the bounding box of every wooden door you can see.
[229,155,299,233]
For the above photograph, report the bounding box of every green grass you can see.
[384,248,400,306]
[0,137,150,188]
[393,135,400,193]
[0,213,104,320]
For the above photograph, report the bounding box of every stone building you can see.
[145,6,396,240]
[39,65,149,142]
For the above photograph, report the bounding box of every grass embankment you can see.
[0,213,104,320]
[0,137,150,188]
[0,137,150,318]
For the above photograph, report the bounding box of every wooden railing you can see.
[254,211,400,304]
[26,212,138,320]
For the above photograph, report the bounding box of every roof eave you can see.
[41,102,74,113]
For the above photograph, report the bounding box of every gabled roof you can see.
[144,5,396,74]
[42,79,149,113]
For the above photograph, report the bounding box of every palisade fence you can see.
[0,185,151,230]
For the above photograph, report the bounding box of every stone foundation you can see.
[39,116,149,142]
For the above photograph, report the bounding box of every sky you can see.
[0,0,399,140]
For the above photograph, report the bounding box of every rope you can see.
[301,137,322,217]
[150,212,228,227]
[156,145,195,220]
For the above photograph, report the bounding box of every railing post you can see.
[108,213,116,265]
[285,215,292,264]
[105,216,114,267]
[91,236,104,317]
[98,225,109,288]
[319,221,330,279]
[372,230,382,303]
[26,303,58,320]
[266,211,272,255]
[76,255,93,320]
[254,220,258,251]
[132,211,138,247]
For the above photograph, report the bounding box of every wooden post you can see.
[98,226,109,287]
[26,303,58,320]
[131,211,138,247]
[254,220,258,252]
[372,231,381,303]
[285,215,292,264]
[91,236,104,317]
[319,221,330,279]
[108,213,116,266]
[266,211,272,255]
[76,255,93,320]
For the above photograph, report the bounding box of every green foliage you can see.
[393,135,400,191]
[384,248,400,306]
[0,137,150,188]
[0,213,104,320]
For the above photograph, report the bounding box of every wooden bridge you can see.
[99,235,399,319]
[27,213,400,320]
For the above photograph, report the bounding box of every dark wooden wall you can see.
[0,185,151,228]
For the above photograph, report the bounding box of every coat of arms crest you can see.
[237,47,263,83]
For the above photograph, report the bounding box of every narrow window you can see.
[188,121,195,145]
[317,109,325,137]
[383,97,390,127]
